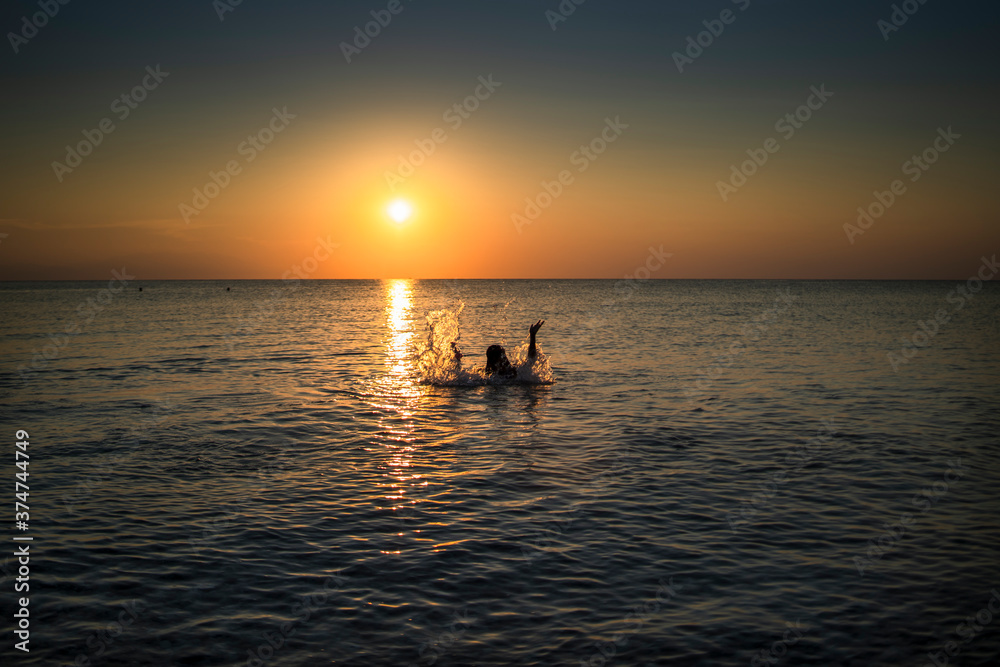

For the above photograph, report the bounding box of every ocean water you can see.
[1,279,998,667]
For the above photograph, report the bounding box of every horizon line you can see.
[0,277,989,283]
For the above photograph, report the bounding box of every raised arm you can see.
[528,320,544,359]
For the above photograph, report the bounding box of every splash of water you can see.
[416,303,553,386]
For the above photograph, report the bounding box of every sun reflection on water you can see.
[385,279,415,385]
[375,280,422,541]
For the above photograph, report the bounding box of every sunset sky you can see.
[1,0,997,279]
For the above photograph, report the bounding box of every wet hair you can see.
[485,345,511,375]
[486,344,505,365]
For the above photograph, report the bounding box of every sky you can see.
[1,0,998,279]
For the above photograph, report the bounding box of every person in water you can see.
[453,320,544,378]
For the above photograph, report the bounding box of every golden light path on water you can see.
[375,279,424,552]
[385,279,416,386]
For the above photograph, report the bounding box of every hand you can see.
[529,320,544,337]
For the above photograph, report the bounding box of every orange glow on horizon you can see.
[2,102,996,281]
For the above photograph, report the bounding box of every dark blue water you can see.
[1,279,998,666]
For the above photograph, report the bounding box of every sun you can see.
[387,200,413,223]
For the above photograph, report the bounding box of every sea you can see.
[1,279,998,666]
